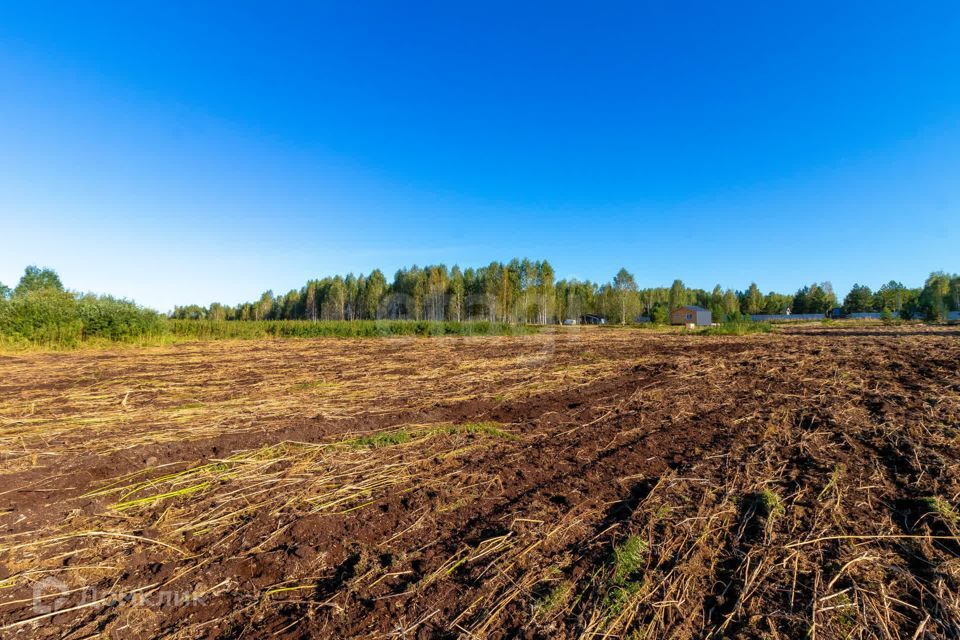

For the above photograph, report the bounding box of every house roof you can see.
[676,305,709,312]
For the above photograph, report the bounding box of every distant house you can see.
[670,305,712,326]
[582,314,606,325]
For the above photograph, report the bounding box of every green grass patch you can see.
[746,488,785,519]
[921,496,960,529]
[340,421,516,450]
[699,320,773,336]
[167,319,537,340]
[343,431,414,449]
[601,535,648,616]
[533,579,574,619]
[432,421,519,440]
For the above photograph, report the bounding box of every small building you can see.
[582,314,606,325]
[670,305,712,326]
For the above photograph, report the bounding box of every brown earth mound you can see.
[1,325,959,638]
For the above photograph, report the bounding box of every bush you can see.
[651,305,669,325]
[0,290,165,348]
[0,289,84,347]
[77,295,165,341]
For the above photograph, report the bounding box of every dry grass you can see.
[1,325,959,638]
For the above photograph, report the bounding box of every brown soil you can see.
[1,324,959,638]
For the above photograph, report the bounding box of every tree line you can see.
[7,264,955,348]
[165,260,960,324]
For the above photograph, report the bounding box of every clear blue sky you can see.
[2,2,958,311]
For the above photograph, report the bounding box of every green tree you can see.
[15,266,64,296]
[304,281,319,321]
[921,271,953,320]
[447,266,465,322]
[207,303,228,322]
[536,261,555,324]
[842,284,874,313]
[651,303,669,325]
[745,283,763,315]
[324,277,347,320]
[255,290,275,321]
[612,268,638,324]
[874,281,906,313]
[0,282,10,300]
[721,289,739,320]
[668,279,687,311]
[363,269,386,320]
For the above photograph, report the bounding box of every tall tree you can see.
[447,266,465,322]
[363,269,386,320]
[612,268,638,324]
[304,281,319,321]
[536,261,555,324]
[15,266,64,296]
[254,290,275,321]
[921,271,953,320]
[843,284,874,313]
[745,283,763,315]
[668,279,687,311]
[874,281,905,312]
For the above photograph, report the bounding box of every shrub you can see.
[77,295,165,341]
[0,288,83,346]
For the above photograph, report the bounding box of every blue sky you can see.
[1,2,958,311]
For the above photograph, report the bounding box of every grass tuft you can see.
[343,431,413,449]
[602,535,648,616]
[921,496,960,529]
[533,580,574,619]
[755,488,786,519]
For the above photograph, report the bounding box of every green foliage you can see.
[792,282,837,314]
[4,263,956,349]
[166,319,534,340]
[611,536,647,585]
[842,284,874,313]
[77,295,165,341]
[533,579,573,619]
[432,421,518,440]
[0,288,83,347]
[14,265,64,296]
[755,489,785,519]
[344,431,413,449]
[650,303,669,325]
[700,320,773,336]
[921,496,960,529]
[919,271,958,321]
[602,535,647,615]
[744,282,764,315]
[0,290,164,348]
